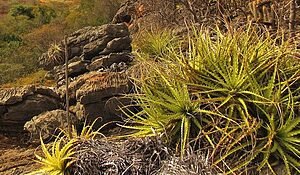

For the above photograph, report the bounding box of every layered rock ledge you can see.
[0,86,61,132]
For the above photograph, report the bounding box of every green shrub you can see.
[10,5,35,19]
[0,63,26,84]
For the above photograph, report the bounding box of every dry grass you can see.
[68,137,169,175]
[0,69,55,88]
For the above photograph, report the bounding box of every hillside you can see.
[0,0,122,86]
[0,0,300,175]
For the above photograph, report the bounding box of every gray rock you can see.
[104,96,132,116]
[47,59,89,85]
[87,52,132,71]
[75,72,130,104]
[0,86,62,132]
[35,86,60,99]
[57,71,130,103]
[100,36,132,55]
[69,56,82,64]
[0,86,35,105]
[112,0,137,24]
[70,100,122,128]
[0,106,7,116]
[57,71,130,126]
[81,101,107,124]
[82,36,112,60]
[24,109,76,142]
[68,61,89,77]
[2,94,60,122]
[49,65,64,80]
[70,102,85,121]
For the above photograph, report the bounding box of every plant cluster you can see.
[125,27,300,174]
[26,120,103,175]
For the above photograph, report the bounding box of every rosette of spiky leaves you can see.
[176,28,286,123]
[255,106,300,175]
[251,65,300,174]
[123,65,218,158]
[27,134,76,175]
[214,68,300,174]
[47,42,63,64]
[62,119,105,141]
[161,27,299,173]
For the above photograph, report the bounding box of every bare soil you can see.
[0,134,40,175]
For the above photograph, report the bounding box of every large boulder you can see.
[0,86,61,133]
[24,109,76,142]
[58,71,131,125]
[75,72,130,104]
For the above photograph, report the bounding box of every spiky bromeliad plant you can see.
[126,26,300,174]
[123,65,220,158]
[27,121,104,175]
[134,29,178,60]
[172,28,300,174]
[62,118,104,141]
[26,134,76,175]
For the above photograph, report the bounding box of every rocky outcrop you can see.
[42,23,133,92]
[1,20,134,134]
[58,71,132,125]
[112,0,137,24]
[0,86,61,132]
[40,23,135,127]
[39,23,132,71]
[24,109,76,142]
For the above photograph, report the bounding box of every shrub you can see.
[10,5,35,19]
[0,63,26,84]
[65,0,122,30]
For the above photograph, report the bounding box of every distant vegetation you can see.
[0,0,122,86]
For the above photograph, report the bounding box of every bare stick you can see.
[289,0,296,38]
[64,36,72,138]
